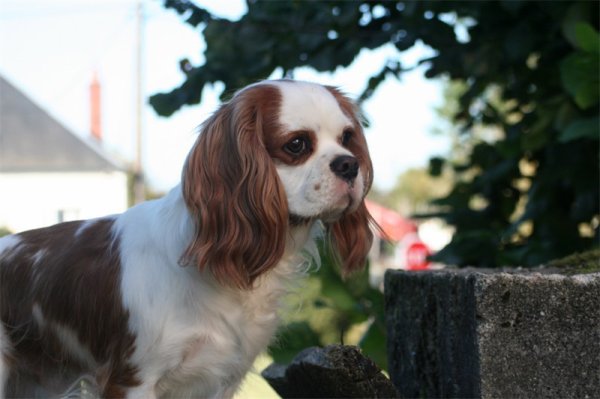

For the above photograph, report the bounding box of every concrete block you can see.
[384,269,600,398]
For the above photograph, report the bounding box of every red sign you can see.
[406,241,431,270]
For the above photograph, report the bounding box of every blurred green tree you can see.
[151,0,599,369]
[371,167,453,215]
[152,0,599,268]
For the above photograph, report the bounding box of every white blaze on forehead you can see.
[271,81,353,136]
[268,81,366,220]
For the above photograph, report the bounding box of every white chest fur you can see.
[125,259,302,398]
[114,191,314,398]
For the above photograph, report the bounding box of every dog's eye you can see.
[284,137,309,155]
[342,128,353,146]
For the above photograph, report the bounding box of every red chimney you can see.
[90,72,102,141]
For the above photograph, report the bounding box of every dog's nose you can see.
[330,155,359,183]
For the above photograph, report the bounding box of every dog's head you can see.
[182,80,374,289]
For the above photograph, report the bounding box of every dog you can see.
[0,80,374,398]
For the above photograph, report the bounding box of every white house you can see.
[0,75,128,233]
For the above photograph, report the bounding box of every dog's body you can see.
[0,80,374,398]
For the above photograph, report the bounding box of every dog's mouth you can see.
[289,194,358,226]
[322,195,355,221]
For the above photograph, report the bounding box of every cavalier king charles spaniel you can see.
[0,80,374,398]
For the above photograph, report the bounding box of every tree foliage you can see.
[370,167,453,216]
[421,2,600,266]
[153,0,599,268]
[273,243,387,369]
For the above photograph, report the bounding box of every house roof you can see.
[0,75,123,173]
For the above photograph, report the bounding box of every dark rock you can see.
[384,269,600,398]
[262,344,400,398]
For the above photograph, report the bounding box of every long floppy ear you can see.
[181,85,288,289]
[328,202,376,276]
[326,86,378,276]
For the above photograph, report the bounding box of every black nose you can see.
[330,155,359,182]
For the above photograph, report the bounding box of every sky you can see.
[0,0,450,193]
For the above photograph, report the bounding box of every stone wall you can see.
[384,268,600,398]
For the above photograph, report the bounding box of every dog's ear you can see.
[327,202,375,276]
[325,86,377,275]
[181,86,288,289]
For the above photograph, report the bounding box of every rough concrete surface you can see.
[262,344,399,398]
[384,268,600,399]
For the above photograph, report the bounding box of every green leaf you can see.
[269,322,322,364]
[559,117,600,142]
[358,321,388,371]
[561,3,596,50]
[560,51,600,109]
[522,114,552,151]
[319,275,357,312]
[553,102,578,131]
[575,22,600,54]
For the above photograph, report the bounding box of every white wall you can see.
[0,171,128,233]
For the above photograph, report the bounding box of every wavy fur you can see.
[181,86,288,289]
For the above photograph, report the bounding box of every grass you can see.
[235,354,280,399]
